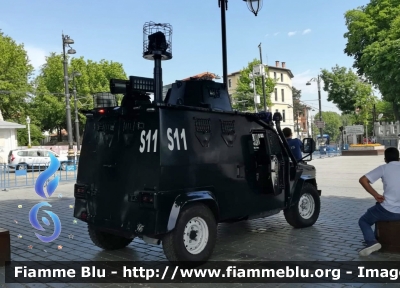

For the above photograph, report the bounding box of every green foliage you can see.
[316,111,342,142]
[292,86,304,116]
[340,113,356,126]
[375,99,395,122]
[32,54,128,139]
[320,65,376,115]
[344,0,400,119]
[16,122,44,146]
[0,30,34,122]
[232,59,276,111]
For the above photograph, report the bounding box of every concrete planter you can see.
[342,145,385,156]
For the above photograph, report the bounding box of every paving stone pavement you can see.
[1,155,400,288]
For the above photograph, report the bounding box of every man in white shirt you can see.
[358,147,400,256]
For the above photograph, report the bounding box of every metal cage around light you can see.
[143,22,172,60]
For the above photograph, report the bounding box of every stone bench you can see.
[376,221,400,253]
[0,228,11,266]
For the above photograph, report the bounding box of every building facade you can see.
[294,105,313,139]
[227,61,296,134]
[0,109,26,163]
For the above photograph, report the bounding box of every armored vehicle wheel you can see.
[162,203,217,263]
[88,224,134,250]
[284,183,320,228]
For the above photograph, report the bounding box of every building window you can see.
[228,79,231,88]
[303,122,306,129]
[274,72,277,80]
[281,73,283,82]
[281,89,284,102]
[274,88,277,101]
[282,110,286,122]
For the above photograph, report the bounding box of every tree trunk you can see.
[57,127,62,142]
[393,101,400,121]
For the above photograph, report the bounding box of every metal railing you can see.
[310,149,342,159]
[0,161,78,190]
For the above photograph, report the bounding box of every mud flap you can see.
[288,177,305,208]
[167,191,218,232]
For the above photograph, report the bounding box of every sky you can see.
[0,0,370,117]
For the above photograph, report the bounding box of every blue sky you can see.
[1,0,369,116]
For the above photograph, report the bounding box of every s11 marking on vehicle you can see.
[139,130,158,153]
[167,128,187,151]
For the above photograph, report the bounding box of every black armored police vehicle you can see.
[73,23,321,264]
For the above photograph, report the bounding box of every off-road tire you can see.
[284,182,320,228]
[88,224,133,250]
[162,203,217,265]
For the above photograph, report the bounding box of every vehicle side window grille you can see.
[194,118,211,133]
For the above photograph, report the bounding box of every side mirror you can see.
[302,138,315,154]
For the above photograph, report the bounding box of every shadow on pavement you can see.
[1,195,399,264]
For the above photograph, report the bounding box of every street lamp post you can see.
[62,33,76,161]
[306,75,322,144]
[26,116,31,147]
[219,0,263,88]
[71,71,81,156]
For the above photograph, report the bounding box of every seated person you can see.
[282,127,303,162]
[358,147,400,256]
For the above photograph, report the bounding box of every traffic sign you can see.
[345,125,364,135]
[314,120,325,128]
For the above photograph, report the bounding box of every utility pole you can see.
[372,104,376,137]
[220,0,228,88]
[317,75,323,142]
[258,43,267,112]
[306,107,310,137]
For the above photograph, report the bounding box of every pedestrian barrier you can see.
[1,150,338,189]
[311,149,342,159]
[0,161,78,190]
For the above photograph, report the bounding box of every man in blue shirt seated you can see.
[283,128,303,162]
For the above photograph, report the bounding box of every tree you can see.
[17,122,44,146]
[232,59,276,111]
[320,65,376,114]
[0,30,34,122]
[340,113,356,126]
[292,86,304,116]
[344,0,400,119]
[320,111,342,142]
[292,86,308,129]
[311,111,342,142]
[32,54,127,141]
[320,65,377,129]
[375,99,395,122]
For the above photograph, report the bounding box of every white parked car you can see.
[8,149,71,171]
